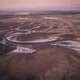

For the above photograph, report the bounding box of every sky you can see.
[0,0,80,10]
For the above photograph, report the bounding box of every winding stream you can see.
[3,16,80,54]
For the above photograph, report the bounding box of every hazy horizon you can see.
[0,0,80,11]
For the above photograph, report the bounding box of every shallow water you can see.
[6,32,58,43]
[1,14,80,80]
[8,46,36,54]
[2,14,80,54]
[51,40,80,52]
[5,31,80,53]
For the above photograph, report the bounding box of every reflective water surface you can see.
[0,14,80,80]
[4,15,80,54]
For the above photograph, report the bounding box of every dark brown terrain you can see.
[0,12,80,80]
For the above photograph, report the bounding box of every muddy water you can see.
[0,15,80,80]
[2,30,80,80]
[1,15,80,61]
[6,30,80,54]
